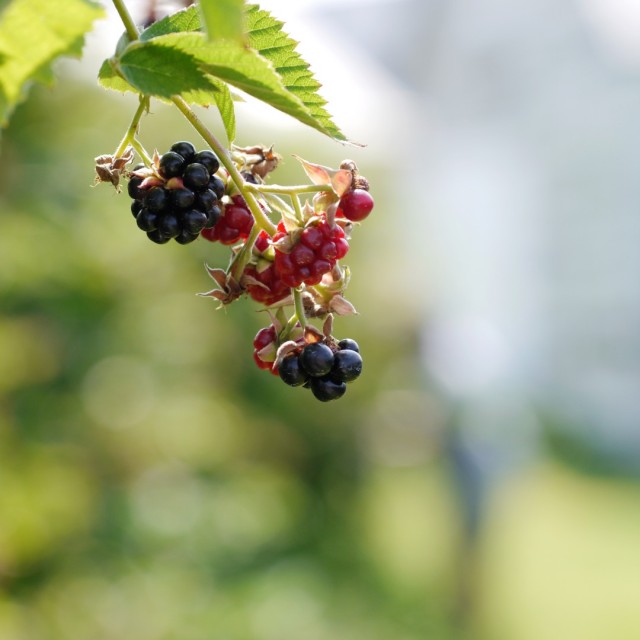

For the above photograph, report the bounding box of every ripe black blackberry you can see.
[126,142,223,245]
[278,338,363,401]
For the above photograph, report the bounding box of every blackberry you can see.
[182,209,208,234]
[131,200,143,218]
[331,349,362,383]
[159,151,186,179]
[175,228,199,245]
[147,229,170,244]
[310,376,347,402]
[170,188,195,210]
[299,343,334,377]
[195,189,218,212]
[208,175,225,199]
[158,213,180,238]
[183,163,209,190]
[128,176,144,200]
[170,141,196,163]
[338,338,359,353]
[193,150,220,175]
[279,354,308,387]
[136,208,158,232]
[144,187,168,213]
[205,206,222,229]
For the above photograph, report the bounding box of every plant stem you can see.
[171,96,277,236]
[291,193,304,224]
[246,183,333,196]
[112,0,139,41]
[229,224,261,282]
[293,287,307,329]
[114,96,151,162]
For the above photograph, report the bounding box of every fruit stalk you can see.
[171,96,277,236]
[246,184,333,196]
[114,96,151,163]
[293,287,307,329]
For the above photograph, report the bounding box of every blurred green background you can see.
[1,1,640,639]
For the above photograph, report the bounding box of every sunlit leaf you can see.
[199,0,245,43]
[245,4,350,143]
[0,0,104,126]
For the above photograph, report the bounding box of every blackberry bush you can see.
[83,1,376,402]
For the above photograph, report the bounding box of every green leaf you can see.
[245,4,348,143]
[98,58,137,94]
[198,0,245,43]
[208,76,236,143]
[0,0,104,127]
[139,7,202,41]
[100,37,236,143]
[119,32,345,142]
[117,39,214,98]
[134,4,349,143]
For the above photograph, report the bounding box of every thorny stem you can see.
[114,96,152,163]
[293,287,307,329]
[171,96,278,236]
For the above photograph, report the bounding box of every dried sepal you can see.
[232,144,282,179]
[328,295,358,316]
[322,314,334,338]
[257,342,277,363]
[272,229,302,253]
[94,146,135,189]
[293,155,353,197]
[303,325,324,344]
[274,340,300,367]
[198,265,244,306]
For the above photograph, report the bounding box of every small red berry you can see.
[201,195,254,244]
[272,216,349,288]
[337,189,374,222]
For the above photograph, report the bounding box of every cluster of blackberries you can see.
[279,339,362,401]
[127,141,226,245]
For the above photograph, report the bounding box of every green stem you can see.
[171,96,277,236]
[291,193,304,224]
[130,138,153,166]
[229,223,261,282]
[114,96,151,162]
[112,0,139,41]
[246,183,333,196]
[261,192,295,217]
[293,287,307,329]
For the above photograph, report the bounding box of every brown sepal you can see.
[94,146,134,190]
[198,265,244,306]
